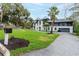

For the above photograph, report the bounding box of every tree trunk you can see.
[46,27,47,32]
[50,20,55,34]
[1,9,3,23]
[50,22,53,34]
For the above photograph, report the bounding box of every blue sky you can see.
[22,3,72,20]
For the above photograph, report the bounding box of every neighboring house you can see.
[33,19,73,33]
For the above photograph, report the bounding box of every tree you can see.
[73,21,79,35]
[0,3,31,45]
[69,3,79,21]
[11,3,30,26]
[69,3,79,33]
[48,6,59,33]
[0,3,31,27]
[25,17,33,29]
[0,3,12,23]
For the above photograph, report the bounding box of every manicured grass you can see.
[0,29,59,56]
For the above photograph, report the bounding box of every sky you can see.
[22,3,73,20]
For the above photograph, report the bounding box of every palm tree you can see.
[48,6,59,33]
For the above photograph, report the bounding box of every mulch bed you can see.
[0,37,30,50]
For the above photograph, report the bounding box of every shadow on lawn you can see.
[0,37,30,50]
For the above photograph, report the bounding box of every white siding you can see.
[33,21,44,31]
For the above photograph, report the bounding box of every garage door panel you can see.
[58,28,70,32]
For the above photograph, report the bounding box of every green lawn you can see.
[0,29,59,56]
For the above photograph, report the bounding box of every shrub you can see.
[74,21,79,35]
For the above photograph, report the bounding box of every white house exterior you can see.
[33,20,44,31]
[33,19,73,33]
[52,26,73,33]
[48,20,73,33]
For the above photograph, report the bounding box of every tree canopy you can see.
[0,3,33,28]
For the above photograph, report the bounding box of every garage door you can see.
[58,28,70,32]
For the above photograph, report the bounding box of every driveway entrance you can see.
[23,33,79,56]
[58,28,70,32]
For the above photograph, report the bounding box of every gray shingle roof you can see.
[48,19,73,22]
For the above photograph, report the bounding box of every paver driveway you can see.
[23,33,79,56]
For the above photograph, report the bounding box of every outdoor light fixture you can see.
[4,26,12,33]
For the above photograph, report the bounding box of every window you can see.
[39,21,41,25]
[55,27,57,30]
[48,27,50,30]
[39,27,41,31]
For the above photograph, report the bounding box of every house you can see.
[33,19,73,33]
[33,20,44,31]
[48,19,73,33]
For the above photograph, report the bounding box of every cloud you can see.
[23,3,73,20]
